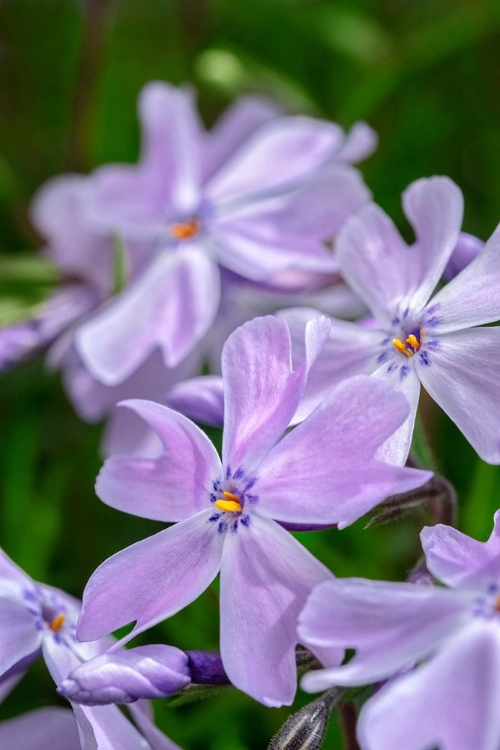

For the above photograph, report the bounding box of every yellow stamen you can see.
[215,491,243,513]
[406,334,420,351]
[169,218,201,241]
[392,338,412,357]
[49,614,66,633]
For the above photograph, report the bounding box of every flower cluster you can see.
[1,80,499,749]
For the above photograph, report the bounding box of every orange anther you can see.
[392,338,412,357]
[169,218,201,241]
[406,334,420,351]
[49,614,66,633]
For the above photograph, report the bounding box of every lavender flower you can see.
[77,316,430,707]
[299,512,500,750]
[281,176,500,463]
[0,707,81,750]
[0,549,181,749]
[32,82,373,388]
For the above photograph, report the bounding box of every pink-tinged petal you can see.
[279,309,381,423]
[206,116,343,205]
[0,549,32,589]
[421,512,500,590]
[220,515,331,706]
[166,375,225,427]
[417,327,500,463]
[0,596,42,676]
[444,232,484,281]
[139,81,202,214]
[337,178,463,326]
[0,708,81,750]
[202,96,280,182]
[222,315,330,472]
[96,400,221,522]
[73,703,158,750]
[334,122,378,163]
[256,376,431,527]
[336,203,412,327]
[213,217,337,281]
[357,622,500,750]
[78,511,223,642]
[401,177,463,311]
[299,578,471,691]
[76,247,220,384]
[427,224,500,333]
[372,360,421,466]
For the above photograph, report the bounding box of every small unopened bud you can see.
[185,650,229,685]
[267,688,343,750]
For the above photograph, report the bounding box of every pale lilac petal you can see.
[96,400,222,522]
[0,596,42,677]
[166,376,224,427]
[357,622,500,750]
[60,645,190,704]
[336,203,412,327]
[337,178,463,325]
[202,96,280,182]
[299,578,471,691]
[76,247,220,383]
[0,671,25,703]
[334,121,378,163]
[427,224,500,333]
[256,376,431,527]
[0,550,31,589]
[213,217,336,280]
[0,708,81,750]
[279,309,381,423]
[139,81,202,213]
[222,315,330,472]
[206,116,343,205]
[220,515,331,706]
[78,511,223,642]
[372,361,421,466]
[421,511,500,590]
[74,703,159,750]
[128,701,182,750]
[401,177,463,311]
[255,164,372,240]
[417,327,500,463]
[444,232,484,280]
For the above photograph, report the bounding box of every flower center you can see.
[215,491,243,514]
[49,613,66,632]
[168,218,201,241]
[392,328,423,358]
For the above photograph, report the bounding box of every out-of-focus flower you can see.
[0,548,181,749]
[299,512,500,750]
[280,177,500,464]
[77,316,430,707]
[0,707,81,750]
[444,231,484,280]
[32,82,374,390]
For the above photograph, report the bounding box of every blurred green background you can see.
[1,0,500,747]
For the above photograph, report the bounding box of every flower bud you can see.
[268,688,343,750]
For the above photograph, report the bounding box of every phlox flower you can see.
[32,81,374,388]
[299,512,500,750]
[0,548,181,749]
[77,316,430,707]
[281,176,500,464]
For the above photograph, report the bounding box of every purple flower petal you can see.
[220,514,331,706]
[417,326,500,463]
[299,578,471,691]
[96,400,222,522]
[222,315,330,472]
[0,596,42,677]
[427,224,500,334]
[421,512,500,590]
[255,376,431,527]
[60,645,190,704]
[166,375,225,427]
[76,246,220,383]
[201,96,280,182]
[206,116,343,205]
[74,703,168,750]
[128,700,183,750]
[78,510,223,642]
[334,121,378,163]
[444,231,484,280]
[0,707,81,750]
[337,177,463,326]
[357,622,500,750]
